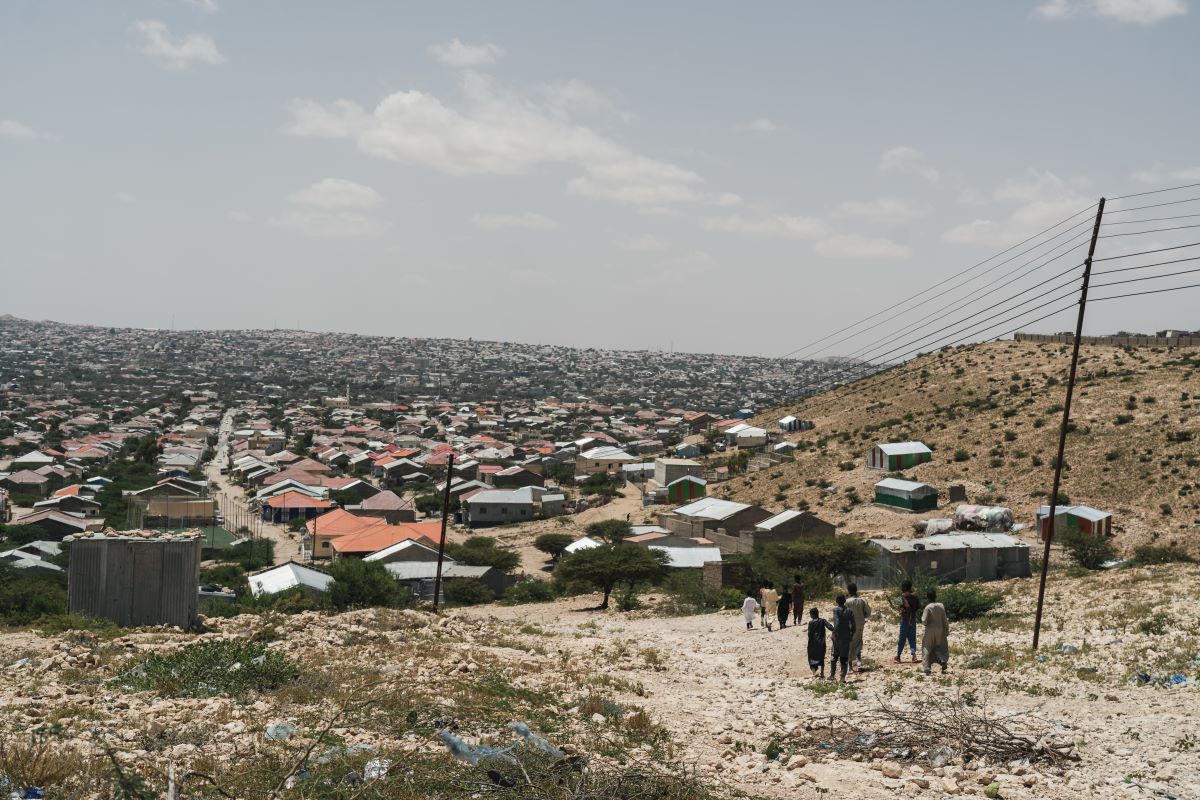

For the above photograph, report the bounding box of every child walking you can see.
[741,591,760,631]
[806,607,833,678]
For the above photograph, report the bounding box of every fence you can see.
[1014,332,1200,347]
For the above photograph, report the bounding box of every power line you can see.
[1098,222,1200,239]
[1109,181,1200,201]
[1091,265,1200,290]
[1090,281,1200,303]
[1093,241,1200,262]
[1105,195,1200,215]
[776,202,1098,360]
[800,229,1092,366]
[1101,212,1200,226]
[1092,254,1200,276]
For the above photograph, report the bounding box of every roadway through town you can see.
[204,409,301,565]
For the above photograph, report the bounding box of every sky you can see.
[2,0,1198,358]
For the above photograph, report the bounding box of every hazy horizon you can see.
[4,1,1198,357]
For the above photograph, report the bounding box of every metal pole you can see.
[1032,197,1105,650]
[431,450,455,612]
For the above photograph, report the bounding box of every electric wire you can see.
[1090,282,1200,303]
[1109,182,1200,201]
[1104,195,1200,215]
[1100,212,1200,226]
[775,202,1098,360]
[1092,241,1200,262]
[1092,254,1200,276]
[1090,265,1200,290]
[1098,222,1200,239]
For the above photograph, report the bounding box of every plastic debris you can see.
[510,722,564,756]
[953,505,1014,532]
[438,730,517,766]
[265,722,297,741]
[364,758,391,781]
[7,658,31,670]
[1166,674,1190,688]
[1055,644,1079,655]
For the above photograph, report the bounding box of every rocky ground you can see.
[1,562,1197,798]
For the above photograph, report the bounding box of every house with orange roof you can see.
[262,490,335,524]
[329,521,445,558]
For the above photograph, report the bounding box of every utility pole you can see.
[1032,197,1105,651]
[431,450,455,613]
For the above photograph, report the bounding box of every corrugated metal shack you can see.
[67,531,202,630]
[852,533,1031,590]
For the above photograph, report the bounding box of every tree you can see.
[416,493,457,516]
[445,536,521,573]
[1059,528,1117,570]
[327,558,404,611]
[134,434,162,465]
[534,533,575,562]
[554,543,669,610]
[442,577,495,606]
[584,519,632,543]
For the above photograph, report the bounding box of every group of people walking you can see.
[741,578,950,681]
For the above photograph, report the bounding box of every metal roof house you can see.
[666,475,707,504]
[778,415,813,432]
[874,478,938,512]
[852,533,1031,590]
[248,561,334,597]
[867,441,932,470]
[1037,504,1113,540]
[647,545,723,570]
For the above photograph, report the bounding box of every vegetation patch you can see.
[108,639,301,698]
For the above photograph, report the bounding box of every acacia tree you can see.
[554,543,669,610]
[584,519,632,543]
[534,533,575,562]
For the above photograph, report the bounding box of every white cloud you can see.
[0,119,36,139]
[288,178,383,210]
[814,234,911,260]
[1032,0,1186,24]
[879,146,940,183]
[185,0,219,12]
[943,168,1092,246]
[428,38,505,67]
[703,214,830,240]
[228,210,251,223]
[133,20,225,68]
[288,72,724,211]
[616,233,668,253]
[113,191,137,204]
[272,210,389,238]
[276,178,387,237]
[1131,164,1200,184]
[539,80,629,121]
[471,212,557,231]
[831,197,924,226]
[741,118,779,133]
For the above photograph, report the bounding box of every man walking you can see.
[830,594,856,682]
[844,583,871,672]
[791,574,805,627]
[895,580,919,664]
[921,588,950,675]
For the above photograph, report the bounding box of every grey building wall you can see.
[68,538,202,630]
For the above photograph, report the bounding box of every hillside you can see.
[721,340,1200,554]
[3,563,1199,798]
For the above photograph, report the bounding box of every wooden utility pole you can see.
[432,450,455,612]
[1032,197,1105,650]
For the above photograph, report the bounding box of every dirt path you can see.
[204,410,301,564]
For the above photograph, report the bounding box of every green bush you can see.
[35,613,120,638]
[442,577,495,606]
[0,524,57,546]
[445,537,521,573]
[226,539,274,571]
[200,564,248,595]
[327,558,408,611]
[534,533,575,561]
[1129,545,1195,566]
[1059,529,1117,570]
[0,563,67,626]
[502,580,559,605]
[953,449,970,462]
[659,570,742,615]
[108,639,300,698]
[939,583,1004,621]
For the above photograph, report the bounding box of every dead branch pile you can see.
[793,695,1079,766]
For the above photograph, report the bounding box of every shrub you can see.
[446,537,521,573]
[226,539,274,571]
[584,519,633,543]
[327,558,407,610]
[939,583,1004,621]
[502,580,559,605]
[1130,545,1195,566]
[35,613,121,637]
[0,524,57,546]
[108,639,300,698]
[0,563,67,626]
[953,450,970,462]
[442,577,495,606]
[1115,414,1134,425]
[838,461,856,471]
[1059,529,1117,570]
[659,570,742,615]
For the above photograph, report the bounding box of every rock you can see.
[941,776,961,794]
[882,762,903,779]
[590,713,606,725]
[908,777,930,789]
[786,754,807,770]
